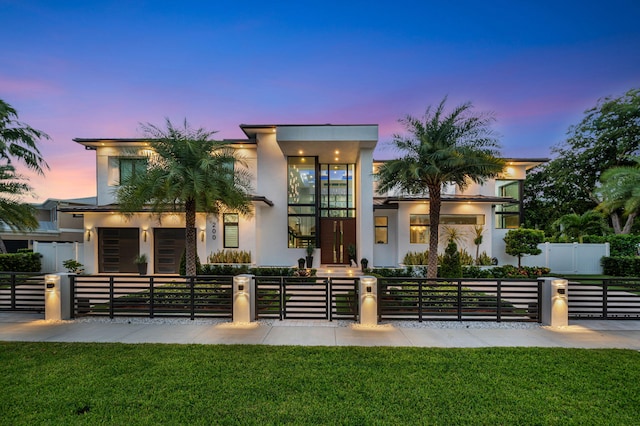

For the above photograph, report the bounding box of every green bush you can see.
[440,241,462,278]
[200,264,250,275]
[600,256,640,277]
[0,251,42,272]
[584,234,640,257]
[207,249,252,264]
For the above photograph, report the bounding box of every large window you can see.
[409,214,485,244]
[119,158,147,183]
[410,214,429,244]
[375,216,388,244]
[496,180,522,229]
[223,213,239,248]
[288,157,316,248]
[319,164,355,217]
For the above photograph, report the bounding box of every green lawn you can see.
[2,343,640,424]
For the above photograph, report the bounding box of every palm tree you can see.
[116,119,253,275]
[0,100,49,174]
[0,100,49,253]
[376,98,504,278]
[597,156,640,234]
[552,210,607,242]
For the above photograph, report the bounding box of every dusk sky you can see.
[2,0,639,202]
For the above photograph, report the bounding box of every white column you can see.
[359,276,378,326]
[541,277,568,327]
[233,274,255,323]
[44,273,71,320]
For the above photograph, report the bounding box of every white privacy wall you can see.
[520,242,610,274]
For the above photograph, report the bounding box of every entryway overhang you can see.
[241,124,378,163]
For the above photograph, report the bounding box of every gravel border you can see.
[73,316,541,329]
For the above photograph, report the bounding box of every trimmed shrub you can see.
[207,249,252,264]
[0,251,42,272]
[600,256,640,277]
[440,241,462,278]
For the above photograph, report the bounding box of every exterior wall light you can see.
[86,228,93,242]
[142,229,148,242]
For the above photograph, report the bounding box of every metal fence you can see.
[70,275,233,319]
[255,276,359,321]
[568,278,640,319]
[377,278,541,322]
[0,272,45,312]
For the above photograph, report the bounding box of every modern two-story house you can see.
[62,124,545,274]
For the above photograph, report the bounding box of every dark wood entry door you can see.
[154,228,186,274]
[320,218,356,264]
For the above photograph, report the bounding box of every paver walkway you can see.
[1,312,640,349]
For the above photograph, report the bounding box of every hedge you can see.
[583,234,640,257]
[600,256,640,277]
[0,251,42,272]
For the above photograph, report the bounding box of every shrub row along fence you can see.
[70,275,233,319]
[0,273,45,312]
[377,278,542,322]
[568,278,640,319]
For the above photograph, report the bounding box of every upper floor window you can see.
[495,180,522,229]
[119,158,147,183]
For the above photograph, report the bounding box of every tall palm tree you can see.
[0,100,49,253]
[376,98,504,278]
[597,156,640,234]
[552,210,607,242]
[116,119,253,275]
[0,100,49,174]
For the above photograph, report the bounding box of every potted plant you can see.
[134,253,148,275]
[305,245,314,268]
[360,258,369,271]
[347,244,357,267]
[297,257,306,269]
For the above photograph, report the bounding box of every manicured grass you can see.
[2,343,640,424]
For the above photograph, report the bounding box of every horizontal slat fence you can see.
[71,275,233,319]
[568,278,640,319]
[378,278,541,322]
[0,273,45,312]
[255,277,359,321]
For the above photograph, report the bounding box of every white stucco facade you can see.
[68,126,544,274]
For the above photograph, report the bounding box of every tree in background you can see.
[552,210,608,242]
[523,88,640,233]
[504,228,544,268]
[597,156,640,234]
[0,100,50,253]
[376,98,504,278]
[116,119,253,275]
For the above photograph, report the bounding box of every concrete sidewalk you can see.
[1,312,640,349]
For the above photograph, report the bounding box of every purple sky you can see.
[2,0,639,202]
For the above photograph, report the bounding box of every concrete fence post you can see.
[359,276,378,326]
[44,273,72,320]
[541,277,569,327]
[233,274,255,323]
